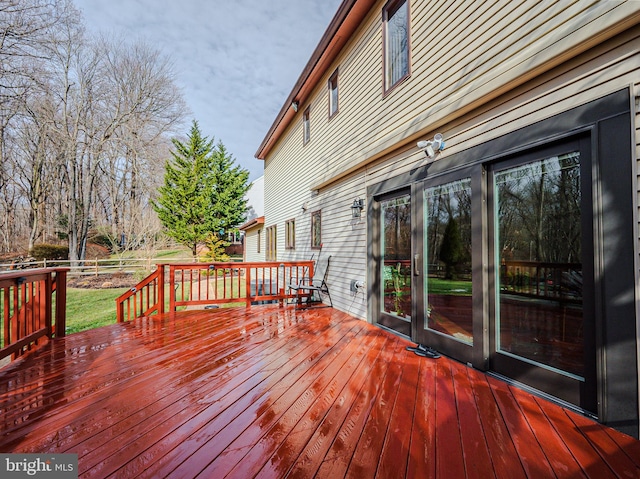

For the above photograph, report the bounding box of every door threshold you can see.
[375,323,411,341]
[486,371,597,420]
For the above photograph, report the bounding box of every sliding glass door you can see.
[369,91,637,426]
[413,170,478,364]
[489,140,595,411]
[371,137,595,411]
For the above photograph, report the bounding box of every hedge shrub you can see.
[30,244,69,261]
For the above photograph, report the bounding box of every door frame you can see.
[366,88,637,434]
[486,135,596,412]
[411,165,486,368]
[370,187,413,337]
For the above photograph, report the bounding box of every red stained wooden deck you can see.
[0,306,638,478]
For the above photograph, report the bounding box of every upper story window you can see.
[266,225,277,261]
[303,107,311,144]
[285,219,296,249]
[383,0,410,92]
[328,69,339,118]
[311,210,322,250]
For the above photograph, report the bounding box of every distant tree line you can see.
[0,0,188,264]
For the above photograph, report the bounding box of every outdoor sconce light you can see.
[417,133,445,159]
[351,197,365,218]
[292,101,299,112]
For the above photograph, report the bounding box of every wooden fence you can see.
[0,257,196,277]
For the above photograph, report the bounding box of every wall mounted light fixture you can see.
[417,133,445,159]
[292,101,299,112]
[351,197,365,218]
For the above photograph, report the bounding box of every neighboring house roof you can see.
[239,216,265,231]
[255,0,376,160]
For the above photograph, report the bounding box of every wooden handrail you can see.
[115,267,164,323]
[115,261,315,322]
[0,268,68,363]
[499,260,582,302]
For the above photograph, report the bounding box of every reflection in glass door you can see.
[494,152,584,380]
[378,194,412,336]
[424,179,473,345]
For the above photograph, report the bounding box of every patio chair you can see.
[289,255,333,308]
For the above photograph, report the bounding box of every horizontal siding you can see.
[449,27,640,154]
[243,229,264,263]
[309,0,640,188]
[263,0,640,320]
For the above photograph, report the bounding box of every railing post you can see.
[169,265,176,312]
[245,265,252,308]
[116,297,125,323]
[54,269,67,338]
[279,263,285,307]
[44,272,53,339]
[158,265,165,314]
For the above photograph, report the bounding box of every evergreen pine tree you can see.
[153,121,250,257]
[440,217,462,280]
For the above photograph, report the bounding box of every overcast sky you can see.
[74,0,343,182]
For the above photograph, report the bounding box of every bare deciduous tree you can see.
[0,0,188,262]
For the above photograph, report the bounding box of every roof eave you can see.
[255,0,375,160]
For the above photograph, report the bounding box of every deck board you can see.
[345,339,405,479]
[407,353,437,479]
[508,385,587,478]
[434,359,466,478]
[0,305,638,478]
[450,361,495,479]
[487,376,556,478]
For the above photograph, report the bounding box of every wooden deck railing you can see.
[115,266,166,323]
[500,260,582,302]
[116,261,315,322]
[0,268,68,363]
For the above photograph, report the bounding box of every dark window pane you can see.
[385,0,409,89]
[424,178,473,344]
[381,195,411,318]
[495,153,583,378]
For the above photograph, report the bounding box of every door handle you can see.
[414,254,420,276]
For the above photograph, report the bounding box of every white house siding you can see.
[242,226,264,263]
[262,0,640,321]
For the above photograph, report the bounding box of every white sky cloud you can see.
[74,0,343,181]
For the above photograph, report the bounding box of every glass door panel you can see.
[424,178,473,344]
[494,152,583,379]
[378,194,412,335]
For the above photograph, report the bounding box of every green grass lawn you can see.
[65,287,130,334]
[2,271,252,344]
[427,277,473,295]
[65,282,195,334]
